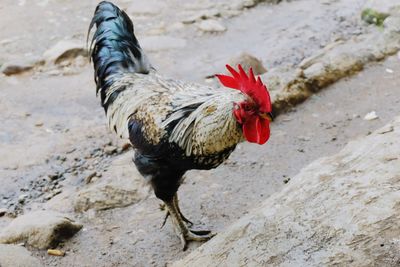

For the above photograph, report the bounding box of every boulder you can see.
[0,211,82,249]
[0,244,42,267]
[173,117,400,266]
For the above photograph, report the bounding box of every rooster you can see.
[89,1,272,250]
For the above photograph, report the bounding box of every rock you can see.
[197,19,226,33]
[0,211,82,249]
[228,52,267,75]
[230,0,255,10]
[386,68,394,73]
[182,9,221,24]
[73,154,150,212]
[376,124,394,134]
[297,135,311,142]
[47,249,65,257]
[43,39,87,65]
[17,194,28,204]
[44,194,54,201]
[364,111,379,120]
[229,0,280,10]
[173,117,400,266]
[1,56,44,76]
[1,62,33,76]
[127,0,166,15]
[73,177,147,212]
[243,0,257,8]
[84,171,97,184]
[140,36,187,52]
[0,244,42,267]
[0,208,8,217]
[53,188,62,196]
[47,171,61,181]
[103,145,117,155]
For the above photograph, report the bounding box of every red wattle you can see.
[242,115,270,144]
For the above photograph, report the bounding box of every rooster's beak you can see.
[260,112,274,122]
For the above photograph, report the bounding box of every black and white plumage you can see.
[88,1,263,250]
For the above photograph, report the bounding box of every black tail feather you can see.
[88,1,150,110]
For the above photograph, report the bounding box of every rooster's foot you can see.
[164,195,216,251]
[179,229,216,251]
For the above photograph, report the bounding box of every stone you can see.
[17,194,28,204]
[173,117,400,266]
[197,19,226,33]
[73,154,150,212]
[364,111,379,120]
[47,249,65,257]
[43,39,87,65]
[0,57,44,76]
[228,52,267,75]
[230,0,280,10]
[0,208,7,217]
[140,36,187,52]
[181,9,221,24]
[84,171,97,184]
[1,62,33,76]
[103,145,117,155]
[73,177,147,212]
[376,124,394,134]
[0,244,42,267]
[0,211,82,249]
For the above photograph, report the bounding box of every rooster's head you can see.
[216,64,272,145]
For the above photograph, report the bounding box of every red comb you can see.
[216,64,271,113]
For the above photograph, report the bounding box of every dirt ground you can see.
[1,0,399,266]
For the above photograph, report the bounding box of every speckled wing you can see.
[165,89,246,157]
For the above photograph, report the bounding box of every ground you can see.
[0,0,399,266]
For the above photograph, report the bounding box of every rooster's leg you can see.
[164,199,215,251]
[160,194,193,229]
[161,194,193,228]
[172,194,193,226]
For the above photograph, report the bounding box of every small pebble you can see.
[385,68,394,74]
[0,208,8,217]
[47,249,65,256]
[85,171,97,184]
[18,194,28,204]
[363,111,379,121]
[104,145,117,155]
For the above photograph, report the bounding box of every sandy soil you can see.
[1,0,399,266]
